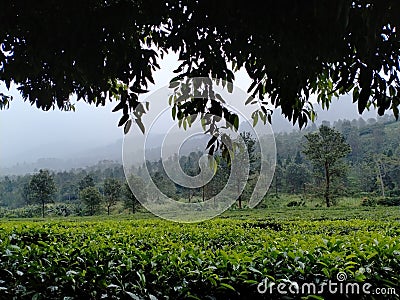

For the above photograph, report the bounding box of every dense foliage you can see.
[25,169,57,218]
[303,126,351,207]
[0,161,125,213]
[1,1,400,130]
[273,115,400,202]
[0,215,398,299]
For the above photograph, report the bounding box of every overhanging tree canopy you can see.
[1,0,399,129]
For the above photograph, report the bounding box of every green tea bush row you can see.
[0,219,399,299]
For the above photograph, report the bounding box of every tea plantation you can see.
[0,207,399,299]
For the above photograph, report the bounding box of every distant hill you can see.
[0,95,382,175]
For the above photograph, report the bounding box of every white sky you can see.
[0,52,378,168]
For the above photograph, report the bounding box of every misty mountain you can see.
[0,95,380,175]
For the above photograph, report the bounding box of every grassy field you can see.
[0,201,399,299]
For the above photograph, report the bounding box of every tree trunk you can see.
[237,178,242,209]
[324,162,330,207]
[132,200,135,214]
[107,204,110,215]
[376,160,385,197]
[42,201,45,218]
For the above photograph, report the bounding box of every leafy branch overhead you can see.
[1,1,399,130]
[167,77,241,161]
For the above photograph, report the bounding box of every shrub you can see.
[378,197,400,206]
[361,197,377,207]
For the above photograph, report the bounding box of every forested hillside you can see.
[274,115,400,199]
[0,116,399,216]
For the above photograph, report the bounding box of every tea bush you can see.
[0,218,399,299]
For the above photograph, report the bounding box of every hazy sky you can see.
[0,52,378,167]
[0,52,254,166]
[0,53,162,165]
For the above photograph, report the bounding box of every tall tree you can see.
[0,176,14,207]
[272,163,283,196]
[3,176,13,193]
[230,132,256,209]
[103,178,121,215]
[123,175,146,214]
[27,169,57,217]
[80,187,103,216]
[340,120,362,163]
[284,162,310,194]
[204,156,229,205]
[303,126,351,207]
[78,174,95,191]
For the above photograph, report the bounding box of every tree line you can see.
[145,115,400,208]
[0,116,399,217]
[0,161,140,217]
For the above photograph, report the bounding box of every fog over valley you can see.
[0,53,381,175]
